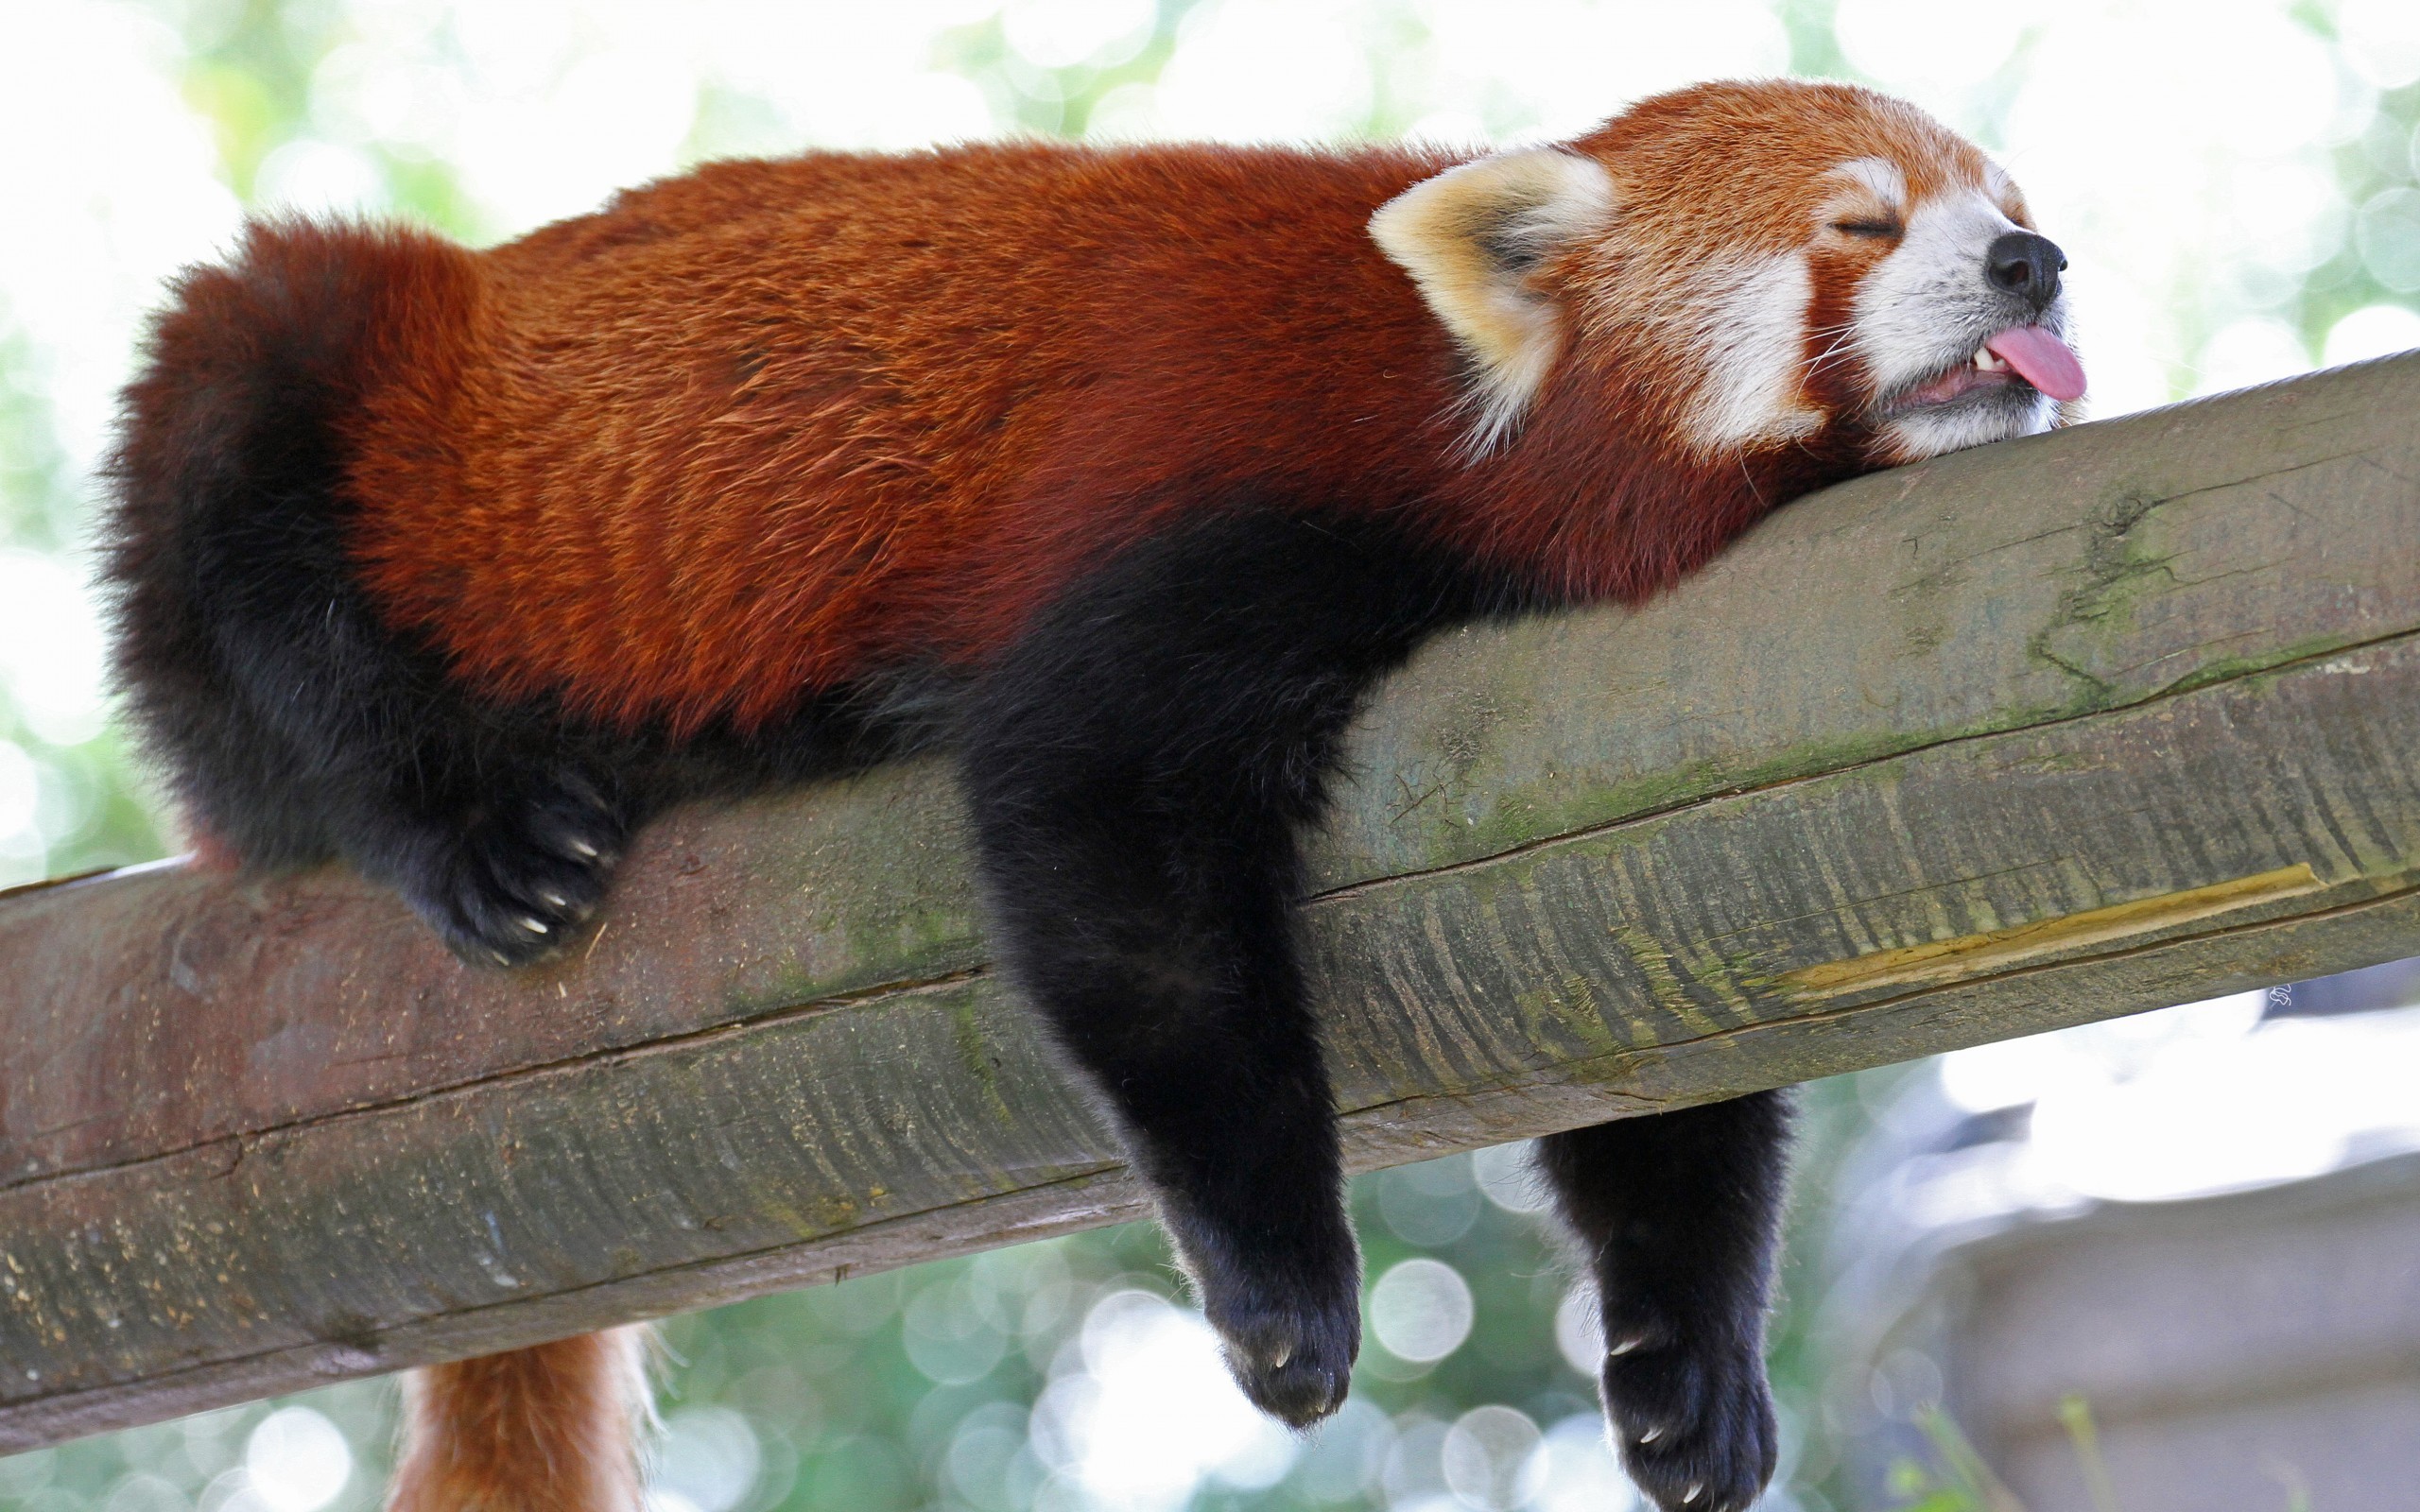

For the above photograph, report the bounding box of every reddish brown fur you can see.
[340,144,1473,732]
[316,82,1953,737]
[390,1332,648,1512]
[1590,84,1992,253]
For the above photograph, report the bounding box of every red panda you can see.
[104,79,2080,1512]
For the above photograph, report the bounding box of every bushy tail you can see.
[102,216,482,867]
[389,1330,653,1512]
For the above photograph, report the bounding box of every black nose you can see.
[1986,231,2066,312]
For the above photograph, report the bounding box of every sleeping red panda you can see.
[104,79,2082,1512]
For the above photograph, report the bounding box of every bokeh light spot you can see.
[240,1408,350,1512]
[1368,1258,1474,1364]
[2325,302,2420,367]
[648,1405,761,1512]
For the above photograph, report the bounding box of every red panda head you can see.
[1372,78,2083,471]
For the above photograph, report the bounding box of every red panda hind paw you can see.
[400,774,627,969]
[1600,1335,1778,1512]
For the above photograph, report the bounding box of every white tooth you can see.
[1975,347,2006,372]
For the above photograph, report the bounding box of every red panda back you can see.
[339,143,1471,734]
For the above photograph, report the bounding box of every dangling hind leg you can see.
[1534,1091,1794,1512]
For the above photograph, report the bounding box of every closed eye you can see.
[1830,217,1903,240]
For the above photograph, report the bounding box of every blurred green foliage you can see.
[0,313,163,882]
[1881,1397,2317,1512]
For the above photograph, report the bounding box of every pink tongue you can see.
[1985,325,2086,403]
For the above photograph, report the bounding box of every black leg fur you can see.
[958,507,1519,1426]
[1535,1091,1794,1512]
[107,291,625,961]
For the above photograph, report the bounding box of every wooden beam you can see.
[4,354,2417,1450]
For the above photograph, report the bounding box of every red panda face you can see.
[1807,146,2083,464]
[1372,79,2083,470]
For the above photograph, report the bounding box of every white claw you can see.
[1269,1342,1293,1368]
[568,837,601,860]
[1608,1335,1643,1357]
[539,889,569,908]
[520,916,550,935]
[1638,1426,1664,1445]
[1683,1484,1703,1504]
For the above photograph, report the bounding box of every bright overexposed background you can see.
[4,5,2419,1512]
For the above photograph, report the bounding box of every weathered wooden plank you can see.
[1,353,2415,1449]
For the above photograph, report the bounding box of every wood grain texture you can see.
[2,353,2416,1449]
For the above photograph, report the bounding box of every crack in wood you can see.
[1777,864,2325,995]
[1309,626,2420,908]
[0,968,995,1198]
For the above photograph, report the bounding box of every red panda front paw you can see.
[1599,1332,1777,1512]
[1205,1286,1360,1430]
[406,774,627,968]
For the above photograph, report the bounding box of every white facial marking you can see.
[1685,251,1822,451]
[1851,185,2066,458]
[1883,378,2057,458]
[1829,156,1908,215]
[1983,159,2019,215]
[1853,189,2015,391]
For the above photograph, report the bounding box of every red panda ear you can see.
[1370,148,1616,451]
